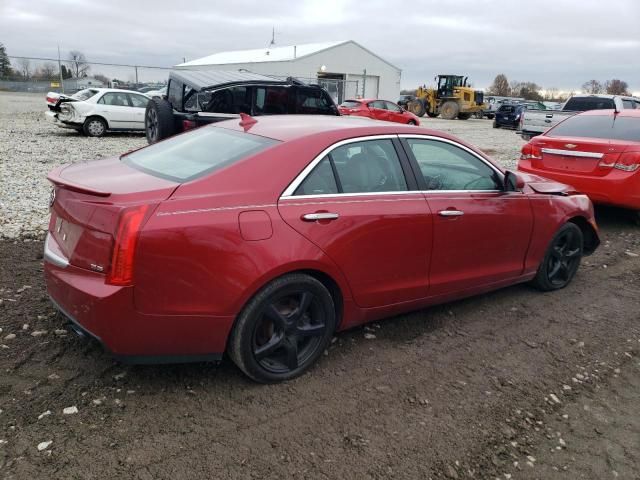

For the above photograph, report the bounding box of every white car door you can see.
[126,93,150,130]
[96,92,136,130]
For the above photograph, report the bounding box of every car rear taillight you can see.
[613,152,640,172]
[182,119,196,130]
[519,111,525,130]
[520,143,542,161]
[106,205,150,286]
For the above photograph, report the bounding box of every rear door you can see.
[278,136,433,308]
[401,136,533,295]
[97,92,136,129]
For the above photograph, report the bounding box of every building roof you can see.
[176,40,400,71]
[169,69,284,90]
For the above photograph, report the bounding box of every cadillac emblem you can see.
[49,188,56,207]
[564,143,577,149]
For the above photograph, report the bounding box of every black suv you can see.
[145,70,339,143]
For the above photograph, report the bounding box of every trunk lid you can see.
[531,136,627,177]
[48,157,178,273]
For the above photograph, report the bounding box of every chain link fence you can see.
[1,56,170,93]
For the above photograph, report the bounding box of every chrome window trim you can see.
[281,190,503,201]
[280,134,400,198]
[541,148,604,159]
[44,233,69,269]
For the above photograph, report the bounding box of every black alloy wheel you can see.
[531,223,583,291]
[228,274,336,383]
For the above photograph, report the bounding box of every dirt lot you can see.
[0,92,639,479]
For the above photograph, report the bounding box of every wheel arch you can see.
[567,215,599,255]
[84,114,109,129]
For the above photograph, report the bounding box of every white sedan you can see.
[45,88,150,137]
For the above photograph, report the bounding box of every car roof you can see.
[578,108,640,117]
[569,93,639,100]
[83,88,148,95]
[169,69,287,90]
[213,114,464,144]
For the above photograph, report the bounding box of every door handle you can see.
[438,210,464,217]
[302,212,339,221]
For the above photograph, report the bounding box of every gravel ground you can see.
[0,91,523,240]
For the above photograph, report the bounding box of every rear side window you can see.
[564,97,615,111]
[123,127,278,182]
[547,115,640,142]
[340,100,361,108]
[295,88,335,115]
[294,139,408,195]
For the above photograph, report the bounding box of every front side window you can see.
[255,86,289,115]
[385,101,402,112]
[407,139,501,191]
[622,99,634,109]
[295,88,335,115]
[294,139,408,195]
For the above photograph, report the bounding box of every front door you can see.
[278,137,432,308]
[96,92,135,129]
[126,93,150,130]
[401,136,533,296]
[367,100,389,122]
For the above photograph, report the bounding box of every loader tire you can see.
[440,101,460,120]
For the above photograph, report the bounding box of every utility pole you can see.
[362,68,366,98]
[57,44,64,93]
[135,65,138,86]
[269,26,276,47]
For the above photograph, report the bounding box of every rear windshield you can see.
[564,97,615,111]
[340,100,361,108]
[123,127,279,182]
[547,115,640,142]
[72,89,99,101]
[498,105,515,113]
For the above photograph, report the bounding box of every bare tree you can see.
[68,50,90,78]
[17,57,31,79]
[581,79,603,94]
[38,62,57,80]
[488,74,510,96]
[544,87,559,101]
[93,73,110,85]
[604,79,629,95]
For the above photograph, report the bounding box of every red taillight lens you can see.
[614,152,640,172]
[182,119,196,130]
[520,143,542,161]
[106,205,150,286]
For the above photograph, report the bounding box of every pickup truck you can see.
[518,94,640,140]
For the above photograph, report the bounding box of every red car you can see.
[519,109,640,220]
[45,115,599,383]
[339,98,420,125]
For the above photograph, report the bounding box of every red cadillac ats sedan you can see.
[45,115,599,382]
[339,98,421,125]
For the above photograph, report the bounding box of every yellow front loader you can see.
[408,75,486,120]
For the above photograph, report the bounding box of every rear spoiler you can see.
[47,166,111,197]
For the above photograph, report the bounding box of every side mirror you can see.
[504,170,525,192]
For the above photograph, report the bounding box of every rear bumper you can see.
[519,161,640,210]
[45,110,81,129]
[44,234,230,363]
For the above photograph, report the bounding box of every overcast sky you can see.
[2,0,639,93]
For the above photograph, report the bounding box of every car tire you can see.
[407,120,417,125]
[82,117,107,137]
[145,97,176,144]
[228,273,337,383]
[440,101,459,120]
[531,223,583,291]
[521,134,532,141]
[487,114,495,120]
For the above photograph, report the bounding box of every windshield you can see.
[547,115,640,142]
[123,127,279,182]
[72,89,99,101]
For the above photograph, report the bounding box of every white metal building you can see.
[175,40,401,103]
